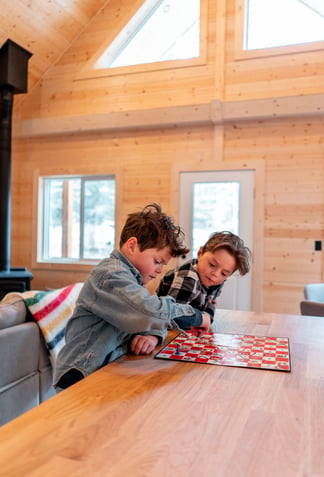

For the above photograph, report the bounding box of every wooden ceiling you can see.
[0,0,110,97]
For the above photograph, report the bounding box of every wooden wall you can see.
[11,0,324,314]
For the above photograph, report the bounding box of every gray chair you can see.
[300,300,324,317]
[300,283,324,316]
[303,283,324,302]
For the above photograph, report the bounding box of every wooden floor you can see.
[0,308,324,477]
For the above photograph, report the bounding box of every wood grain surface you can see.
[0,308,323,477]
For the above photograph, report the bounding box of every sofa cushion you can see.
[0,293,27,330]
[0,322,40,387]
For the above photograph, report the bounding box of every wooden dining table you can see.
[0,308,323,477]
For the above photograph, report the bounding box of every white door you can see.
[179,170,255,311]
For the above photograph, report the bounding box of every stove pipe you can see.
[0,39,32,272]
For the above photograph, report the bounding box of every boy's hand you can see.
[130,334,159,355]
[191,312,211,336]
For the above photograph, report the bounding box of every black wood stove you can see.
[0,39,33,299]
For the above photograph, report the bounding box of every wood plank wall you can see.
[11,0,324,314]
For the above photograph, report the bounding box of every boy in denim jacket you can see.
[54,203,208,390]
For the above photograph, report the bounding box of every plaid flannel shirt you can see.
[156,259,224,323]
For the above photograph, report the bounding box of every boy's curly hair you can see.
[201,231,252,275]
[120,203,189,257]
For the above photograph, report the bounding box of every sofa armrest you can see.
[0,292,27,330]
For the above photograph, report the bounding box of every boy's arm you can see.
[79,269,198,334]
[173,309,211,330]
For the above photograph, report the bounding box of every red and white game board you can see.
[155,331,291,371]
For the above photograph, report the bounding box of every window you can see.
[38,175,116,263]
[244,0,324,50]
[192,181,239,257]
[95,0,200,69]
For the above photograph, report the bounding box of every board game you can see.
[155,331,291,371]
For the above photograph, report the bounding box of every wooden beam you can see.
[13,93,324,137]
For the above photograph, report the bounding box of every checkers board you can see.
[155,331,291,371]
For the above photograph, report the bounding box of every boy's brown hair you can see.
[201,231,252,275]
[120,203,189,257]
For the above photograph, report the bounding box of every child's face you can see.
[126,239,173,285]
[196,247,236,288]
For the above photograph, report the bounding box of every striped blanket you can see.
[23,282,83,367]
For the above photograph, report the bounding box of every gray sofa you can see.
[0,292,55,426]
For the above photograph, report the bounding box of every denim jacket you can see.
[53,249,202,385]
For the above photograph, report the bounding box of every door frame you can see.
[170,160,265,312]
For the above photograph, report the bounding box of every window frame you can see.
[74,0,208,81]
[235,0,324,61]
[34,173,117,271]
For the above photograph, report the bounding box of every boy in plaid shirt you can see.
[156,231,252,332]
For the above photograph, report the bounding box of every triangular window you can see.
[95,0,200,69]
